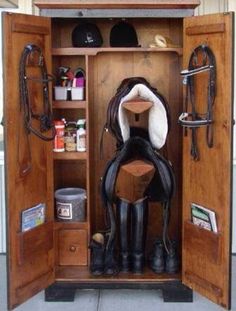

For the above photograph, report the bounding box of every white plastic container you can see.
[76,119,86,152]
[54,86,68,100]
[71,87,84,100]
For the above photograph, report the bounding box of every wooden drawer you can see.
[58,229,88,266]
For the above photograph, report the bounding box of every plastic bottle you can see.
[76,119,86,152]
[53,120,65,152]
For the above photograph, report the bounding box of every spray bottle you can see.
[76,119,86,152]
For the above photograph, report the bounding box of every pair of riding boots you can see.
[117,197,148,274]
[148,238,179,274]
[90,232,118,276]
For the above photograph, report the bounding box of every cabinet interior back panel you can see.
[88,51,183,243]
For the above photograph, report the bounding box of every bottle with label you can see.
[53,120,65,152]
[76,119,86,152]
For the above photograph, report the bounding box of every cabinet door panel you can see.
[3,12,54,310]
[182,13,234,309]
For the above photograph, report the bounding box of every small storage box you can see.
[54,86,68,100]
[71,87,84,100]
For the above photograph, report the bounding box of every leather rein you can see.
[179,44,216,160]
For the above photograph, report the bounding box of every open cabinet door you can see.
[3,13,55,310]
[182,13,234,309]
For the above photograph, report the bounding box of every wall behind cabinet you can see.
[195,0,228,15]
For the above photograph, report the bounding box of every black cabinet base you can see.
[45,281,193,303]
[162,283,193,302]
[45,284,76,302]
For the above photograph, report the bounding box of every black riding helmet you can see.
[72,22,103,47]
[110,21,140,47]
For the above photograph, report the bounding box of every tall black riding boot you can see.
[131,197,148,274]
[117,198,131,272]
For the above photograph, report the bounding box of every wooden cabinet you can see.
[2,1,234,310]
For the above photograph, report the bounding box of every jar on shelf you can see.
[64,122,77,152]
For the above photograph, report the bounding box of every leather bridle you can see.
[19,44,55,141]
[179,44,216,160]
[18,44,55,176]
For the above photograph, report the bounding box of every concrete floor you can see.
[0,255,235,311]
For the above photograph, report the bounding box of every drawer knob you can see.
[69,245,77,252]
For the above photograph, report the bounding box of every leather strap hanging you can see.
[19,44,55,141]
[18,44,55,176]
[178,44,216,160]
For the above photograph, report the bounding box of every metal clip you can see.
[182,76,188,85]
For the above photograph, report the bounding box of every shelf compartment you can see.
[53,152,87,160]
[52,47,183,56]
[55,265,181,283]
[53,100,87,109]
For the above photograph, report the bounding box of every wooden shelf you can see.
[53,100,86,109]
[52,47,183,56]
[53,152,87,160]
[55,265,181,283]
[54,221,88,230]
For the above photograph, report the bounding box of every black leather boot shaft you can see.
[131,197,148,274]
[117,198,131,272]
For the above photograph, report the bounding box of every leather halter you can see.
[19,44,55,141]
[179,45,216,160]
